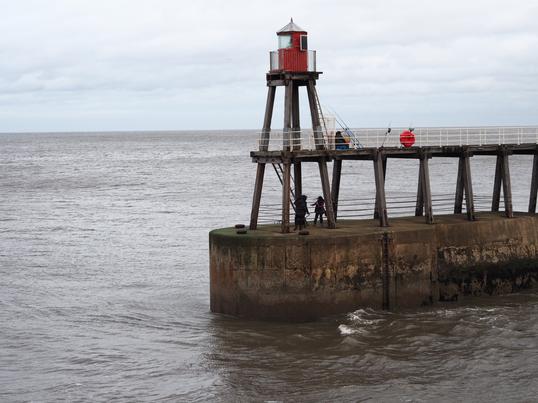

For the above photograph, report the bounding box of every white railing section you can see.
[257,126,538,151]
[259,130,325,151]
[308,50,316,72]
[268,50,317,72]
[269,51,279,72]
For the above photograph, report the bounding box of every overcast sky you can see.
[1,0,537,132]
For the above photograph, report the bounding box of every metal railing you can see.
[269,51,279,72]
[256,193,500,224]
[308,50,316,72]
[268,50,317,72]
[257,126,538,151]
[258,130,326,150]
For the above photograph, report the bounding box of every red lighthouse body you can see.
[273,19,309,72]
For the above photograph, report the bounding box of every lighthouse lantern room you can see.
[270,19,315,72]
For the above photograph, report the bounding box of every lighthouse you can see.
[250,19,336,233]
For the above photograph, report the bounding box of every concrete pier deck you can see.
[210,212,538,321]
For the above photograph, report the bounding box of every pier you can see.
[250,139,538,228]
[209,20,538,321]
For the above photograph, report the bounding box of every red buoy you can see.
[400,130,415,148]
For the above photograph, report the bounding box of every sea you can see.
[1,130,537,402]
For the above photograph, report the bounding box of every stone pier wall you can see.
[209,214,538,321]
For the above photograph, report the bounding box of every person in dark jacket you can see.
[335,131,350,150]
[294,195,309,231]
[312,196,326,225]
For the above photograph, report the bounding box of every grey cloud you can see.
[0,0,537,132]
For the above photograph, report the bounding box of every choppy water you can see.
[1,130,537,401]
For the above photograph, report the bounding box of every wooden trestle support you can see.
[249,72,336,233]
[249,72,538,231]
[250,140,538,231]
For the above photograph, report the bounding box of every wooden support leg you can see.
[374,157,387,219]
[306,81,324,150]
[294,162,302,199]
[318,160,336,229]
[281,162,291,233]
[529,153,538,213]
[454,156,464,214]
[415,162,424,216]
[260,86,276,152]
[463,155,476,221]
[249,163,266,230]
[283,81,293,151]
[492,155,502,212]
[331,159,342,220]
[291,82,301,150]
[420,157,434,224]
[501,153,513,218]
[373,154,389,227]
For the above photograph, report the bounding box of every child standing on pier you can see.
[294,195,309,231]
[312,196,326,225]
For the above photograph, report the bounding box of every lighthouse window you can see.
[300,35,308,51]
[278,35,292,49]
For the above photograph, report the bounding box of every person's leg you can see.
[320,213,323,224]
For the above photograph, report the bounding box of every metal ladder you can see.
[272,163,296,212]
[342,127,363,149]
